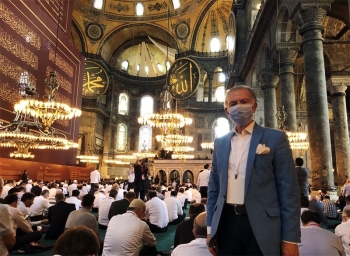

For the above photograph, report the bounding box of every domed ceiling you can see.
[71,0,231,71]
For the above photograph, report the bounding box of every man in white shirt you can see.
[0,176,15,256]
[176,188,189,209]
[164,187,172,199]
[29,189,50,221]
[164,191,185,225]
[92,189,106,212]
[172,212,211,256]
[1,180,14,199]
[90,169,100,188]
[98,189,118,229]
[66,190,82,210]
[127,165,135,191]
[197,164,210,198]
[335,207,350,255]
[18,192,49,227]
[102,199,157,256]
[145,191,169,233]
[68,180,78,197]
[25,179,33,193]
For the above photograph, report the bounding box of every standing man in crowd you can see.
[134,158,148,201]
[295,157,309,198]
[197,164,210,198]
[206,86,300,256]
[90,168,100,189]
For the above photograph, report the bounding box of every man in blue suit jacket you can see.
[206,86,300,255]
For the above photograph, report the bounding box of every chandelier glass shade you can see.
[104,159,130,165]
[138,113,192,129]
[76,155,99,163]
[201,142,214,150]
[164,146,194,152]
[132,152,157,159]
[172,154,195,161]
[156,134,193,144]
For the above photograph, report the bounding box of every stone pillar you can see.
[298,1,335,191]
[278,47,298,131]
[327,76,350,185]
[258,69,279,128]
[208,73,213,103]
[100,122,111,178]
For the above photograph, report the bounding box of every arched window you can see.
[213,117,230,138]
[139,125,152,152]
[118,93,129,115]
[172,0,181,9]
[157,63,163,73]
[218,73,226,83]
[121,61,129,71]
[140,95,154,116]
[210,38,220,52]
[93,0,103,9]
[117,123,127,152]
[136,3,144,16]
[215,86,225,102]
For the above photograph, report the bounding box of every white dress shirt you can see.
[0,204,13,256]
[6,205,33,233]
[90,170,100,183]
[145,197,169,228]
[66,196,82,210]
[102,212,156,256]
[176,193,189,207]
[93,192,106,208]
[117,189,125,201]
[82,185,89,194]
[184,189,193,201]
[1,184,12,198]
[164,196,183,222]
[68,183,77,197]
[98,197,115,226]
[29,195,50,216]
[197,169,211,188]
[192,189,201,203]
[164,191,171,198]
[25,183,32,193]
[171,238,212,256]
[335,219,350,256]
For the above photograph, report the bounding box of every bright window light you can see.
[145,66,149,74]
[210,38,220,52]
[93,0,103,10]
[121,61,128,71]
[157,63,163,72]
[166,61,170,71]
[137,64,140,71]
[215,86,225,102]
[172,0,181,9]
[136,3,144,16]
[218,73,226,83]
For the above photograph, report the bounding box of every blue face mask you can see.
[228,104,254,126]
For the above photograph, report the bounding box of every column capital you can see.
[327,76,350,95]
[258,69,279,89]
[298,1,333,34]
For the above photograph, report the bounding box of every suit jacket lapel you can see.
[245,124,263,195]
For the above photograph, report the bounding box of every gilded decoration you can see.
[0,83,21,104]
[0,54,37,85]
[48,50,74,77]
[201,15,210,51]
[148,2,168,12]
[46,67,72,93]
[0,28,38,70]
[108,3,130,12]
[0,2,41,50]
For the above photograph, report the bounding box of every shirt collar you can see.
[232,121,255,136]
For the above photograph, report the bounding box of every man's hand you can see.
[281,241,299,256]
[41,219,49,225]
[206,234,217,256]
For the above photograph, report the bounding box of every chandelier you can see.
[104,159,130,165]
[133,152,157,159]
[276,106,309,155]
[76,155,99,163]
[201,142,214,150]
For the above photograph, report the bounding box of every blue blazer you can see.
[206,123,300,255]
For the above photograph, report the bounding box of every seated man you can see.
[155,186,165,200]
[4,194,42,251]
[108,191,135,220]
[98,189,118,229]
[164,187,172,199]
[65,194,98,237]
[18,192,49,228]
[335,207,350,255]
[309,195,328,224]
[92,188,106,213]
[65,190,82,210]
[298,210,344,255]
[323,195,339,219]
[171,212,211,256]
[102,199,157,256]
[145,191,169,233]
[164,191,185,225]
[174,203,205,248]
[29,189,50,221]
[176,187,189,209]
[45,193,76,240]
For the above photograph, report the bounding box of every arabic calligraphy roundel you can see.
[175,22,190,40]
[82,61,109,99]
[86,23,104,41]
[166,58,200,100]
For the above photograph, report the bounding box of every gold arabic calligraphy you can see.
[170,62,197,96]
[83,68,105,93]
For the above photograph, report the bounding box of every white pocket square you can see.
[256,144,270,155]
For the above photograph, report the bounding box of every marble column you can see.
[258,69,279,128]
[208,73,213,103]
[100,122,111,178]
[327,77,350,185]
[298,1,335,191]
[278,48,298,132]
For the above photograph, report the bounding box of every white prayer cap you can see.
[129,199,145,209]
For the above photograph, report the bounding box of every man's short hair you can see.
[125,191,136,200]
[148,190,157,199]
[189,203,205,216]
[343,207,350,217]
[72,190,80,197]
[55,193,65,201]
[82,194,95,207]
[109,189,118,199]
[301,210,321,225]
[21,192,35,202]
[4,193,18,205]
[204,164,209,169]
[224,85,257,107]
[295,157,304,167]
[41,189,49,196]
[171,190,178,197]
[8,187,20,195]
